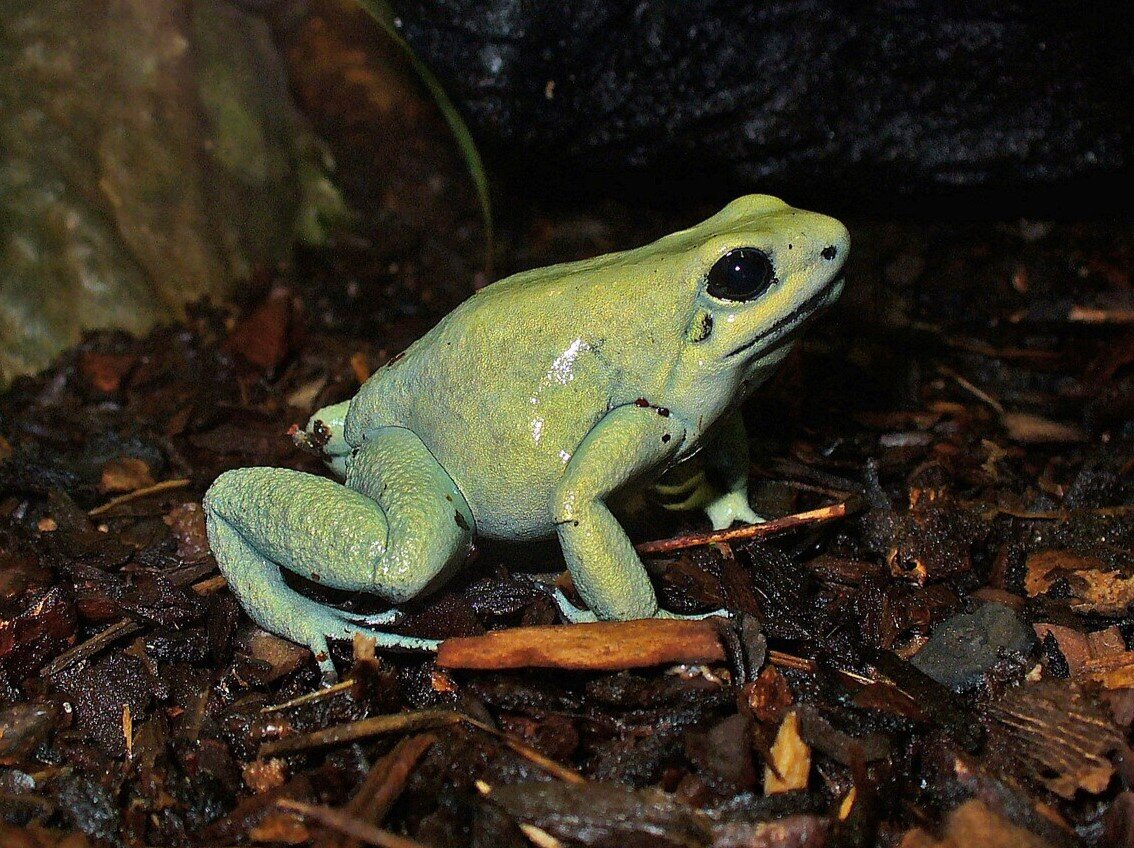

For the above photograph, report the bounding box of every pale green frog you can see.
[203,195,849,675]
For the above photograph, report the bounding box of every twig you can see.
[88,478,191,516]
[260,710,461,757]
[339,734,437,848]
[636,497,861,555]
[937,365,1005,414]
[43,618,140,677]
[260,708,584,785]
[262,679,357,713]
[768,650,818,673]
[460,716,586,784]
[1066,305,1134,324]
[277,799,428,848]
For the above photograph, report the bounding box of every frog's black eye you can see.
[706,248,776,301]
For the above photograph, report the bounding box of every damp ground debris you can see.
[1,211,1133,847]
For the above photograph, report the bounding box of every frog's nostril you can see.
[821,245,838,261]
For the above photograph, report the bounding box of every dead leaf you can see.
[1025,549,1134,615]
[99,456,156,494]
[764,710,810,794]
[899,799,1052,848]
[1001,412,1085,444]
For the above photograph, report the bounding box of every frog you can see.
[203,194,849,676]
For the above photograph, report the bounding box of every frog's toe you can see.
[705,493,764,530]
[553,588,599,624]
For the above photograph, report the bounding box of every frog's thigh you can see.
[204,467,440,671]
[553,404,686,621]
[345,426,475,602]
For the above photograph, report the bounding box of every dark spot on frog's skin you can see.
[788,243,793,250]
[689,311,713,343]
[445,494,453,502]
[821,245,838,260]
[657,408,670,417]
[635,398,651,407]
[311,573,321,582]
[662,434,671,443]
[454,511,470,531]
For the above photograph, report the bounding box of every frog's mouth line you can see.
[725,275,843,360]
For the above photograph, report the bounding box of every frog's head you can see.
[670,195,848,391]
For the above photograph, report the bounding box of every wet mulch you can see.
[1,208,1133,848]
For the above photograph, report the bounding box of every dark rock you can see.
[911,602,1035,692]
[390,1,1134,213]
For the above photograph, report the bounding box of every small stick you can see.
[277,799,428,848]
[88,478,192,516]
[1067,305,1134,324]
[937,365,1005,414]
[460,715,586,784]
[636,497,860,555]
[43,618,140,677]
[262,679,356,713]
[767,650,818,673]
[339,734,437,848]
[260,710,461,757]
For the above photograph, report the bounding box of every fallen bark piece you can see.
[338,734,436,848]
[1001,412,1086,444]
[487,780,713,848]
[436,619,726,671]
[764,711,811,795]
[985,679,1124,798]
[1082,652,1134,689]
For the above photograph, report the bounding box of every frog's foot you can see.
[204,429,473,678]
[704,490,764,530]
[206,504,440,678]
[296,600,439,678]
[553,588,600,623]
[656,607,732,621]
[554,589,729,625]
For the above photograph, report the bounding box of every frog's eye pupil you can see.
[706,248,775,301]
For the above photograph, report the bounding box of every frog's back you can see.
[344,253,688,538]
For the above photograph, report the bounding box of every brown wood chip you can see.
[435,619,726,671]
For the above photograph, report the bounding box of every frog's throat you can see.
[724,275,843,360]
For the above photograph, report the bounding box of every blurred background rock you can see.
[0,0,345,383]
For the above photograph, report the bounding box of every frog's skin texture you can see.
[204,195,849,675]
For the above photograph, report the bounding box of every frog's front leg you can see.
[700,409,764,529]
[552,404,728,623]
[203,426,473,677]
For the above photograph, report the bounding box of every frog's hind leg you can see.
[204,427,473,676]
